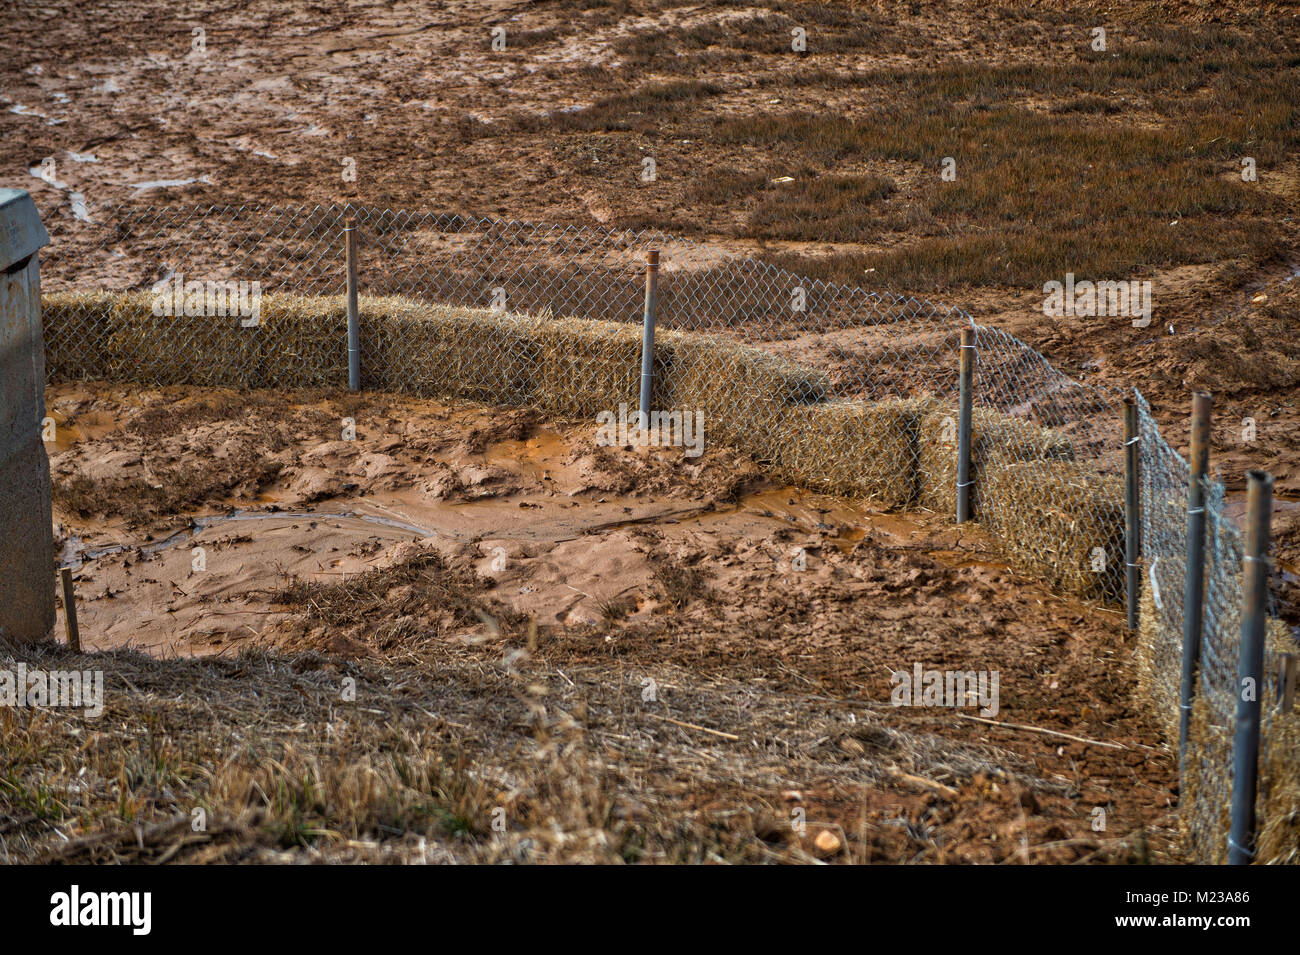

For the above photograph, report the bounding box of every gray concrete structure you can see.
[0,189,54,644]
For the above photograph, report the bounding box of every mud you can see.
[41,380,1178,861]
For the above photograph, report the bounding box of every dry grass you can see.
[0,615,1063,864]
[652,562,709,609]
[745,174,898,242]
[509,20,1300,288]
[265,549,518,652]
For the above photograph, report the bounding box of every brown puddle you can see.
[48,382,1029,654]
[43,407,123,452]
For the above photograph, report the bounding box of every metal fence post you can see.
[638,250,660,432]
[1228,468,1273,865]
[1178,391,1212,767]
[955,326,975,523]
[1123,396,1141,631]
[345,217,360,391]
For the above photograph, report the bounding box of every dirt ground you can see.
[5,0,1298,545]
[0,380,1173,863]
[3,0,1297,862]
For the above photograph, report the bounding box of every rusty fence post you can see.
[1228,469,1273,865]
[345,217,360,391]
[638,250,660,432]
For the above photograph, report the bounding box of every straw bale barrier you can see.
[1171,617,1297,865]
[41,290,833,424]
[981,460,1125,602]
[1133,589,1182,743]
[1257,681,1300,866]
[916,406,1074,519]
[45,290,1125,599]
[660,332,832,453]
[42,291,119,381]
[532,315,649,418]
[363,297,539,405]
[761,398,937,509]
[43,291,348,388]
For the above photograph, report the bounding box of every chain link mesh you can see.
[37,201,1297,862]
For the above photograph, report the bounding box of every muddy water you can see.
[43,407,122,453]
[60,477,1004,654]
[47,382,1024,655]
[59,507,435,567]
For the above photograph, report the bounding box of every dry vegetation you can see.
[1,547,1164,865]
[5,0,1299,864]
[8,381,1181,863]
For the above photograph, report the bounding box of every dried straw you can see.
[916,406,1075,519]
[981,460,1125,603]
[762,397,938,509]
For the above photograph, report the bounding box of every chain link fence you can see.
[36,201,1298,862]
[1133,393,1297,864]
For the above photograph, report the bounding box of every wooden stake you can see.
[59,566,80,652]
[1278,653,1296,714]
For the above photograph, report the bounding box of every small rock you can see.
[813,830,842,855]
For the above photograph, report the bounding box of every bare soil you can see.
[4,0,1296,862]
[6,0,1298,564]
[13,380,1176,863]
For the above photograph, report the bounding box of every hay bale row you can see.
[532,315,648,418]
[658,332,832,449]
[42,291,126,381]
[759,397,938,509]
[1133,554,1300,865]
[42,291,349,388]
[666,333,830,407]
[42,291,1125,608]
[980,459,1125,603]
[1179,692,1234,862]
[1132,589,1182,743]
[916,406,1075,519]
[1257,680,1300,865]
[362,297,538,406]
[41,291,834,423]
[1177,618,1298,865]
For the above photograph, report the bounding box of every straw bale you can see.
[982,460,1124,602]
[917,406,1075,519]
[762,397,937,508]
